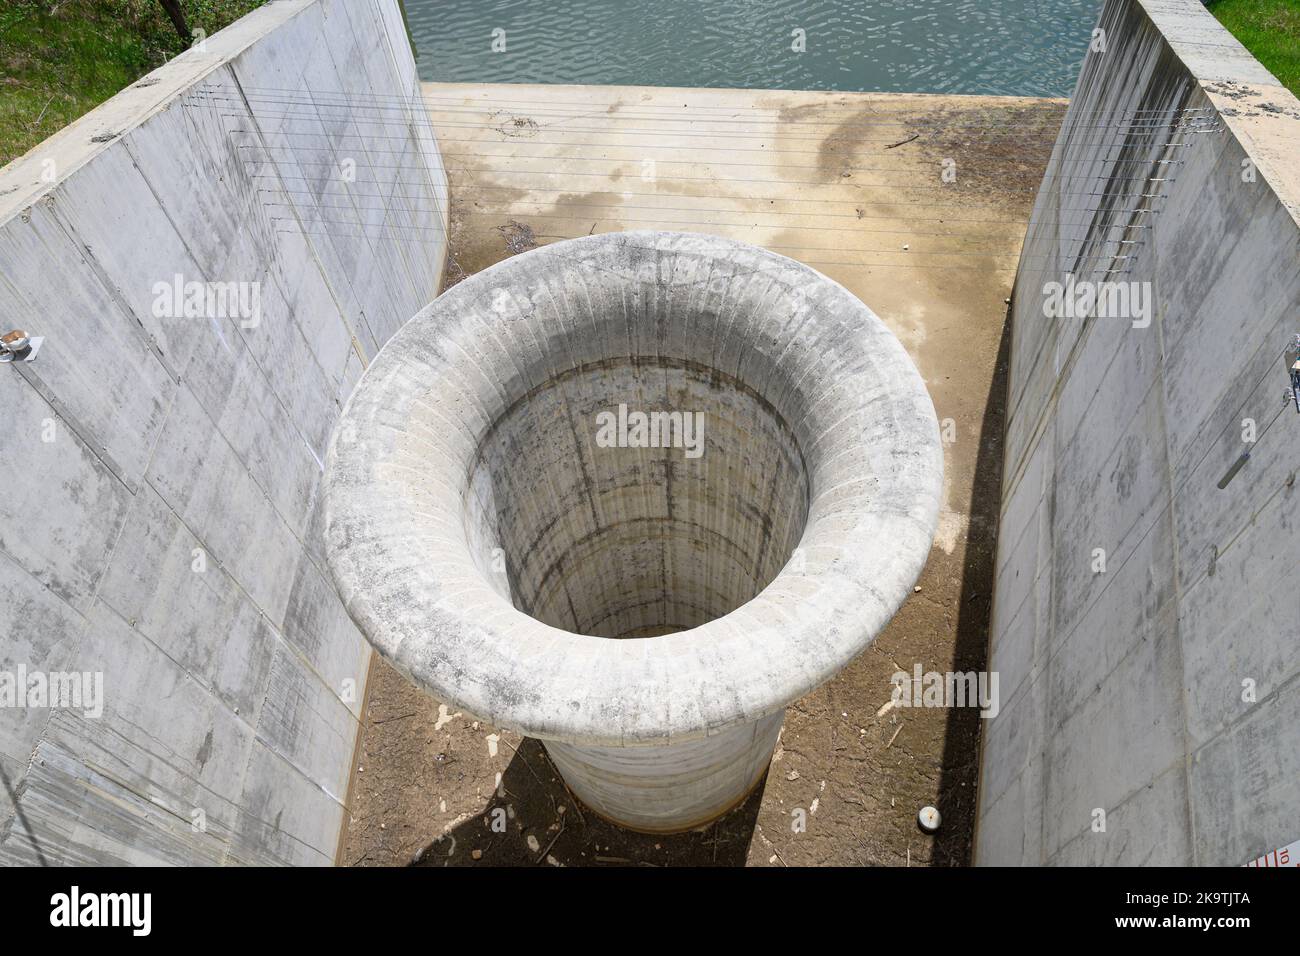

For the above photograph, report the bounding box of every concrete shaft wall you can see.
[0,0,447,865]
[467,356,810,639]
[977,0,1300,865]
[545,711,786,832]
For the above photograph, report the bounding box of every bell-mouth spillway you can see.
[323,230,943,831]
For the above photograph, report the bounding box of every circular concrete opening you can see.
[465,356,810,639]
[324,231,943,832]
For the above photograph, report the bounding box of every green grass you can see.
[0,1,265,168]
[1207,0,1300,97]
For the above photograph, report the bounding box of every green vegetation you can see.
[1207,0,1300,97]
[0,1,265,168]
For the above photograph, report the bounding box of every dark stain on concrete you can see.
[196,729,213,771]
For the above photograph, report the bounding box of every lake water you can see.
[403,0,1103,98]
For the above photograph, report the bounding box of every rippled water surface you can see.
[404,0,1103,97]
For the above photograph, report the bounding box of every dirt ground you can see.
[340,85,1065,867]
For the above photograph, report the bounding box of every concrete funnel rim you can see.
[323,231,943,746]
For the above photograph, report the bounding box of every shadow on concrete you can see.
[0,759,47,866]
[931,309,1012,866]
[412,737,766,867]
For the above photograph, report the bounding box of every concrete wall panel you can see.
[0,371,134,610]
[977,0,1300,866]
[0,0,446,866]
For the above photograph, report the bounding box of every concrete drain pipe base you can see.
[323,232,943,833]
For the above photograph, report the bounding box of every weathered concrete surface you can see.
[976,0,1300,865]
[0,0,447,865]
[323,231,943,831]
[544,712,787,832]
[345,84,1067,864]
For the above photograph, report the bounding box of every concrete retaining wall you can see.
[0,0,447,865]
[977,0,1300,865]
